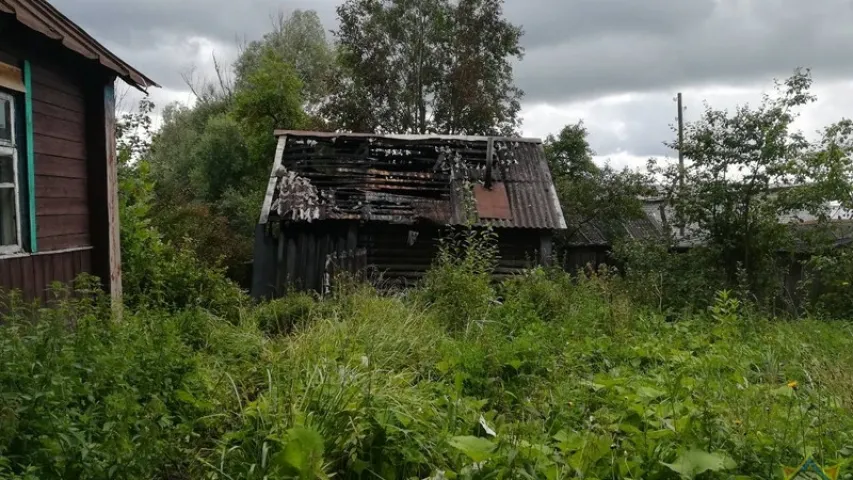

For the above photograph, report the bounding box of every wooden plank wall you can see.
[262,222,548,295]
[360,224,541,286]
[0,249,92,302]
[30,63,90,251]
[0,31,96,302]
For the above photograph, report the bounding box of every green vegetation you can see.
[3,234,853,479]
[6,1,853,478]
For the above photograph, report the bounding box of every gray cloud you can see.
[52,0,339,90]
[515,0,853,103]
[50,0,853,162]
[53,0,853,102]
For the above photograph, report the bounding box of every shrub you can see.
[251,291,318,335]
[418,227,498,331]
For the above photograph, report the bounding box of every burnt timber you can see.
[252,130,567,298]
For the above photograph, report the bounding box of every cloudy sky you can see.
[54,0,853,168]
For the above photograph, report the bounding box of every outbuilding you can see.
[252,130,567,297]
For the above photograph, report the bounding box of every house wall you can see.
[560,246,612,274]
[252,220,549,297]
[0,19,114,303]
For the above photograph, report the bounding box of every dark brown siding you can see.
[0,248,92,302]
[0,21,112,300]
[255,221,548,296]
[30,63,90,250]
[360,225,540,286]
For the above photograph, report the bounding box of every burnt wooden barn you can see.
[252,130,567,297]
[0,0,157,304]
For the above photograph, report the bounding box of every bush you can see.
[613,238,726,314]
[804,249,853,319]
[418,227,498,331]
[119,156,248,318]
[251,291,318,335]
[0,290,202,479]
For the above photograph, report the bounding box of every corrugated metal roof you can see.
[264,130,567,230]
[0,0,157,90]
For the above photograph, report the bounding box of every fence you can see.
[323,248,368,295]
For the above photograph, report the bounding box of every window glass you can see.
[0,186,17,246]
[0,96,11,143]
[0,154,13,184]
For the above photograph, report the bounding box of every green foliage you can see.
[251,292,318,336]
[658,69,853,301]
[141,11,316,275]
[543,121,598,178]
[419,228,498,330]
[662,449,736,479]
[328,0,523,134]
[233,47,305,149]
[804,248,853,319]
[544,122,652,253]
[234,9,335,114]
[5,264,853,479]
[0,286,202,479]
[118,99,248,316]
[613,239,726,313]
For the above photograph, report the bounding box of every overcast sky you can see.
[53,0,853,168]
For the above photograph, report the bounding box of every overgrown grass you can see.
[3,261,853,478]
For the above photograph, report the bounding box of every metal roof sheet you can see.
[0,0,157,90]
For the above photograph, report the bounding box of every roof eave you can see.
[1,0,158,91]
[273,129,543,144]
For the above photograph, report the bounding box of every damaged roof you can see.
[259,130,567,230]
[0,0,158,89]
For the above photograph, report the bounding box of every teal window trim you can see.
[22,60,36,253]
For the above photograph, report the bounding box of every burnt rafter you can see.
[262,131,567,230]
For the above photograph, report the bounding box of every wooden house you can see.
[252,130,567,298]
[0,0,157,304]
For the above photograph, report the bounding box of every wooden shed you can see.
[252,131,567,298]
[0,0,157,304]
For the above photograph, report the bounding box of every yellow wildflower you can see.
[787,380,799,390]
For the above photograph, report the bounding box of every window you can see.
[0,91,20,254]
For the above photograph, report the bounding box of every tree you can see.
[326,0,523,135]
[233,48,305,132]
[544,122,650,247]
[432,0,523,135]
[660,69,853,298]
[543,121,598,178]
[234,10,334,114]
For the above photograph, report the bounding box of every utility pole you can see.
[677,92,685,237]
[677,92,684,190]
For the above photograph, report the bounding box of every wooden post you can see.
[104,83,122,314]
[539,233,553,267]
[86,76,121,316]
[250,223,277,299]
[677,92,685,237]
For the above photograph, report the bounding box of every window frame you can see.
[0,89,22,255]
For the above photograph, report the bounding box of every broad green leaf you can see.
[275,427,325,474]
[662,449,736,479]
[637,386,665,399]
[449,436,496,462]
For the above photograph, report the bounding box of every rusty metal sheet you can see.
[1,0,157,90]
[473,183,512,220]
